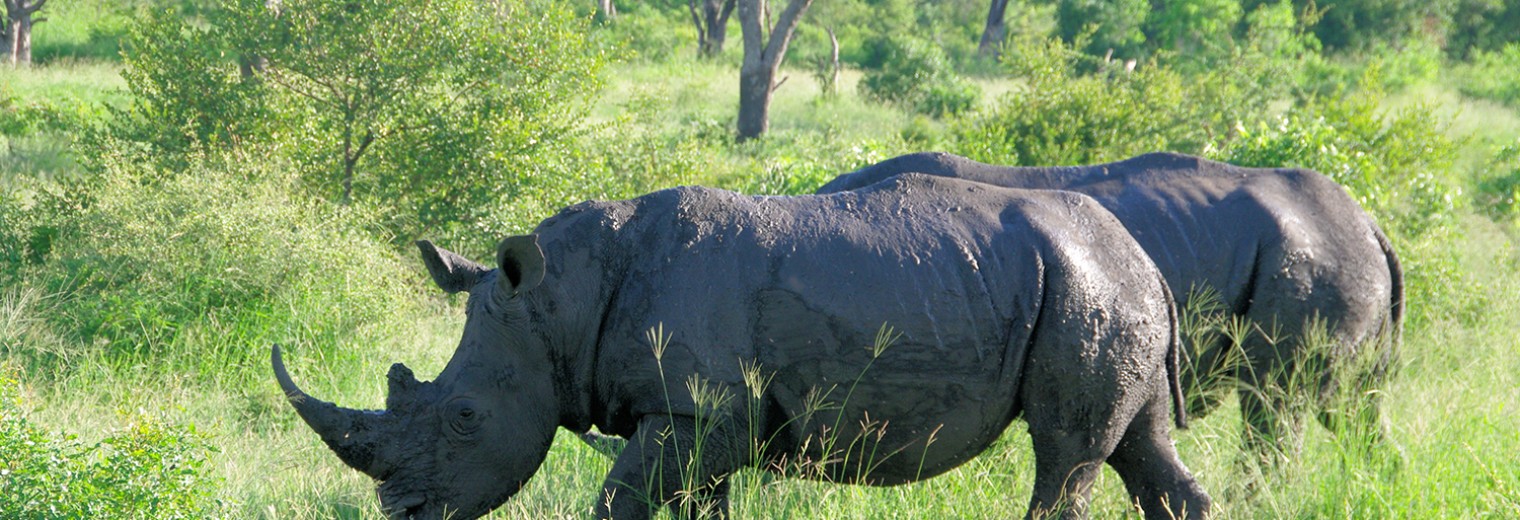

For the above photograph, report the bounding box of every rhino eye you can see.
[445,399,483,437]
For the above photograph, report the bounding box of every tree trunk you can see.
[822,26,840,96]
[598,0,617,21]
[736,0,813,141]
[690,0,736,57]
[978,0,1010,57]
[4,0,46,66]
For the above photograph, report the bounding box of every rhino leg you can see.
[596,414,742,520]
[1228,320,1313,468]
[1020,364,1131,519]
[1106,388,1212,520]
[1311,332,1403,470]
[1234,367,1307,465]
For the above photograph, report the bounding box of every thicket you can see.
[1,153,422,383]
[0,368,222,519]
[104,0,606,250]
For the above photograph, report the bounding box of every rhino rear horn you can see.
[417,240,491,294]
[496,234,545,296]
[271,345,389,478]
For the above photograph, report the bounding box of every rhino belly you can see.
[759,368,1020,485]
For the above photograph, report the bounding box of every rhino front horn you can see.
[271,344,388,478]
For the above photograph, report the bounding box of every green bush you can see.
[1456,43,1520,109]
[593,4,694,62]
[954,37,1271,166]
[1056,0,1150,59]
[104,0,607,249]
[1475,140,1520,227]
[1145,0,1243,64]
[6,153,420,380]
[858,36,980,118]
[0,369,223,519]
[1219,83,1475,326]
[1221,84,1461,236]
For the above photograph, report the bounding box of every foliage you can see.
[1474,140,1520,227]
[3,152,420,380]
[1222,81,1461,236]
[1220,78,1475,325]
[1145,0,1243,63]
[954,37,1272,166]
[1240,0,1445,52]
[0,369,223,519]
[1446,0,1520,59]
[1455,43,1520,109]
[591,3,693,62]
[102,0,606,248]
[103,7,273,171]
[1056,0,1150,59]
[858,36,980,118]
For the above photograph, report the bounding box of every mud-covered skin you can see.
[819,152,1404,459]
[275,174,1210,520]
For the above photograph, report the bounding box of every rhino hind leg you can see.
[1236,351,1309,467]
[596,414,742,520]
[1106,388,1212,520]
[1020,361,1143,518]
[1311,330,1403,471]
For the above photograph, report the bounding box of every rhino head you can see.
[273,235,558,520]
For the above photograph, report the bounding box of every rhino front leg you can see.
[596,414,741,520]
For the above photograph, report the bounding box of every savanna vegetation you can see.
[2,0,1518,517]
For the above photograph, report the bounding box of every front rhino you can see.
[278,178,1210,520]
[273,236,558,519]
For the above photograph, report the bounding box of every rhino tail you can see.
[1159,273,1189,430]
[1371,221,1404,377]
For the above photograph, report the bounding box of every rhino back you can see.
[822,152,1393,317]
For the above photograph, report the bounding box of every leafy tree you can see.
[1447,0,1520,58]
[1056,0,1150,59]
[1242,0,1450,51]
[3,0,47,65]
[737,0,814,140]
[859,35,980,117]
[102,0,605,244]
[689,0,737,56]
[1146,0,1243,61]
[954,37,1270,166]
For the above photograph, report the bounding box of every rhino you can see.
[817,152,1404,461]
[273,174,1210,519]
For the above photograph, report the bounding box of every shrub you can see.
[954,37,1271,166]
[7,152,420,380]
[103,0,607,249]
[1220,84,1461,237]
[1056,0,1150,59]
[1456,43,1520,109]
[858,36,980,118]
[1475,140,1520,228]
[1219,82,1475,326]
[1144,0,1243,65]
[0,369,223,519]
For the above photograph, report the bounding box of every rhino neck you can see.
[523,204,633,433]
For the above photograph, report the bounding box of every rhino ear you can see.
[496,234,545,297]
[417,240,490,294]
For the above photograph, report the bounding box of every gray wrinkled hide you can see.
[277,174,1211,520]
[820,152,1404,460]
